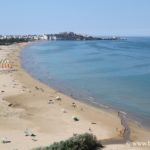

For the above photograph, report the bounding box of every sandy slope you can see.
[0,43,149,150]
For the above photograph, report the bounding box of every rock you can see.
[32,138,38,142]
[8,103,13,107]
[30,133,36,137]
[1,137,11,144]
[72,102,77,108]
[35,86,39,90]
[24,129,30,136]
[55,96,61,101]
[24,128,36,137]
[72,116,79,121]
[48,100,54,104]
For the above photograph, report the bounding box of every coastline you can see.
[0,43,149,150]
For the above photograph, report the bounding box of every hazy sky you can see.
[0,0,150,36]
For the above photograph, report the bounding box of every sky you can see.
[0,0,150,36]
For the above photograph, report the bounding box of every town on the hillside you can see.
[0,32,121,45]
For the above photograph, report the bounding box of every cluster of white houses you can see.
[0,34,53,41]
[0,33,120,41]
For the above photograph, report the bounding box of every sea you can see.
[21,37,150,128]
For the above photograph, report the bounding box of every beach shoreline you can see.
[0,42,149,150]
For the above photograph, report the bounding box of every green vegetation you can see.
[33,133,103,150]
[0,38,30,45]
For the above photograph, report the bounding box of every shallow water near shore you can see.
[21,37,150,128]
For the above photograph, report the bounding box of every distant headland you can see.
[47,32,120,41]
[0,32,121,45]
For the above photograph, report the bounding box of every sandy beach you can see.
[0,43,150,150]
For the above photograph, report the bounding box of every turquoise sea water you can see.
[21,37,150,127]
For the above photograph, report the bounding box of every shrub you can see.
[0,38,31,45]
[33,133,103,150]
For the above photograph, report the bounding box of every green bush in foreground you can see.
[33,133,103,150]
